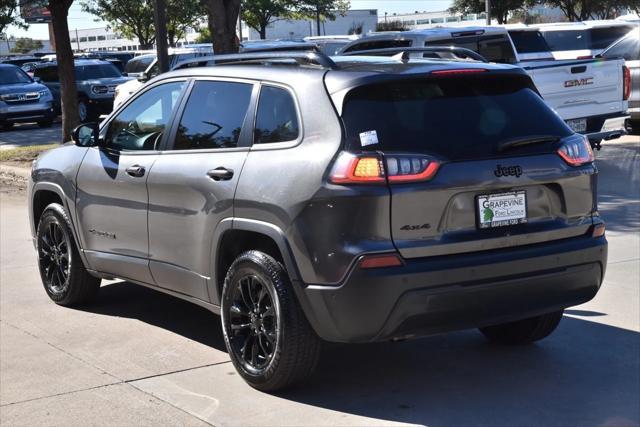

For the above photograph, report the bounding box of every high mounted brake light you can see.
[431,69,487,76]
[557,135,594,166]
[330,152,440,184]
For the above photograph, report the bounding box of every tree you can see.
[10,37,43,53]
[450,0,525,24]
[533,0,640,20]
[376,20,408,32]
[195,26,211,43]
[295,0,350,37]
[166,0,206,47]
[201,0,241,54]
[82,0,155,49]
[49,0,79,142]
[0,0,27,35]
[241,0,294,40]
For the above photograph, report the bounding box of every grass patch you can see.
[0,144,59,163]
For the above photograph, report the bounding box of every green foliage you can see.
[82,0,155,48]
[241,0,294,39]
[294,0,350,21]
[0,0,27,34]
[450,0,525,24]
[532,0,640,20]
[10,37,43,53]
[166,0,205,46]
[195,26,212,43]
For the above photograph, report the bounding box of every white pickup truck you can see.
[339,26,630,146]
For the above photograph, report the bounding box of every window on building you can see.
[97,35,106,41]
[88,36,97,42]
[80,37,87,42]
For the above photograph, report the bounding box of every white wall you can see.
[248,9,378,40]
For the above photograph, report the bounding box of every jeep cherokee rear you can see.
[28,52,607,392]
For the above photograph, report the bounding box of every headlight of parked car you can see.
[91,85,109,95]
[38,89,50,98]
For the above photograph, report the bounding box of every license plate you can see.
[566,118,587,133]
[477,191,527,229]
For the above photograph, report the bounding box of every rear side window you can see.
[428,35,517,63]
[509,31,552,53]
[75,64,122,80]
[343,39,412,53]
[254,86,299,144]
[34,66,59,82]
[542,27,635,51]
[341,76,572,162]
[603,32,640,61]
[173,81,253,150]
[590,26,635,49]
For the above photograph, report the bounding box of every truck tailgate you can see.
[524,58,626,121]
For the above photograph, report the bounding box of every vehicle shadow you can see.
[84,281,639,426]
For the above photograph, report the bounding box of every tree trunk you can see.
[49,0,78,143]
[259,26,266,40]
[315,8,321,36]
[204,0,240,54]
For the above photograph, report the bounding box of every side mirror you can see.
[72,123,100,147]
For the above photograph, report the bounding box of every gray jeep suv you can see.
[28,51,608,392]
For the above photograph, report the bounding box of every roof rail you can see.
[173,51,338,71]
[341,46,488,63]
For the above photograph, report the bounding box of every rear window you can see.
[542,26,635,51]
[341,76,572,161]
[509,30,552,53]
[427,34,517,64]
[76,64,122,80]
[124,56,154,74]
[343,39,412,53]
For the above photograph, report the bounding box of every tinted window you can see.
[428,34,517,63]
[255,86,299,144]
[33,66,59,82]
[75,63,121,80]
[0,66,32,84]
[124,56,154,74]
[344,39,412,53]
[509,30,552,53]
[341,76,572,161]
[105,82,185,151]
[590,26,635,49]
[602,31,640,61]
[174,81,253,150]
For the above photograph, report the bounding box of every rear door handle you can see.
[207,167,234,181]
[125,165,145,178]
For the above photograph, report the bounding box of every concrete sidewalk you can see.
[0,139,638,426]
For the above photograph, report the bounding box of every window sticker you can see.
[359,130,379,147]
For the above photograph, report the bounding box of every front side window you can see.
[173,81,253,150]
[105,81,185,151]
[124,56,154,74]
[603,32,640,61]
[254,86,299,144]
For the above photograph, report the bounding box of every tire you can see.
[479,310,564,345]
[627,119,640,136]
[221,250,321,392]
[38,119,53,128]
[36,203,100,306]
[1,121,14,131]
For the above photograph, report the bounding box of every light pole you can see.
[485,0,491,25]
[154,0,169,73]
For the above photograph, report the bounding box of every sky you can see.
[6,0,454,40]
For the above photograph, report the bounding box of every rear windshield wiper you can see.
[497,135,561,152]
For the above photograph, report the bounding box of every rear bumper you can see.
[298,234,607,343]
[583,113,628,143]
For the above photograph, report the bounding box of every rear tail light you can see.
[385,154,440,183]
[623,65,631,101]
[557,135,594,166]
[329,152,385,184]
[329,152,440,184]
[592,223,605,238]
[359,253,404,269]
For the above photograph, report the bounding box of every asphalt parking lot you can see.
[0,136,638,426]
[0,122,62,150]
